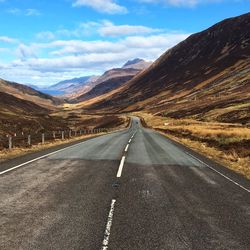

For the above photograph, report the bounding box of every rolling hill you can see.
[0,78,63,109]
[86,13,250,124]
[0,79,67,135]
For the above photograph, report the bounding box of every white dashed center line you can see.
[102,199,116,250]
[125,144,129,152]
[117,156,126,178]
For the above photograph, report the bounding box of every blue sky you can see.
[0,0,249,86]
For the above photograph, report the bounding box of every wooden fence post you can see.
[53,131,56,139]
[62,131,65,140]
[28,135,31,146]
[42,133,45,144]
[9,136,12,150]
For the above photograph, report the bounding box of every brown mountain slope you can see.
[87,13,250,124]
[0,78,63,109]
[75,69,140,102]
[0,79,68,136]
[0,92,68,136]
[74,59,151,102]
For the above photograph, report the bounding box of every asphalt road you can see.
[1,117,250,250]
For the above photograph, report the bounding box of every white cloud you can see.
[10,32,190,73]
[54,20,161,38]
[36,31,55,41]
[72,0,128,14]
[16,44,37,60]
[0,36,18,43]
[6,8,21,14]
[0,22,190,85]
[7,8,41,16]
[26,9,41,16]
[98,20,161,36]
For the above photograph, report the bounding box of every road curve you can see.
[0,117,250,249]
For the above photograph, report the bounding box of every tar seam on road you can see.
[102,199,116,250]
[0,139,95,176]
[186,152,250,193]
[117,156,126,178]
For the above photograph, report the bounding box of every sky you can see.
[0,0,249,86]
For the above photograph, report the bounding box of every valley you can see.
[1,4,250,249]
[0,13,249,179]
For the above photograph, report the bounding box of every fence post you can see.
[69,130,72,138]
[42,133,45,144]
[28,135,31,146]
[53,131,56,139]
[62,131,65,140]
[9,136,12,150]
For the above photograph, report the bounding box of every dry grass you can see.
[136,112,250,179]
[0,115,130,162]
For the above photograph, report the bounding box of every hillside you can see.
[0,79,68,136]
[87,13,250,124]
[0,92,68,136]
[74,59,151,102]
[0,78,63,109]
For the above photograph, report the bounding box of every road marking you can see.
[117,156,126,178]
[102,199,116,250]
[0,138,97,176]
[129,139,132,143]
[125,144,129,152]
[186,152,250,193]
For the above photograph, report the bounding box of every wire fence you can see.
[0,128,112,150]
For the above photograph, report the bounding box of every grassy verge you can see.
[136,112,250,179]
[0,116,130,162]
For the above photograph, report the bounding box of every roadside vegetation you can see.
[137,112,250,179]
[0,113,130,162]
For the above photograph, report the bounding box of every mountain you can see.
[87,13,250,124]
[122,58,152,70]
[50,76,92,91]
[60,76,100,99]
[74,59,151,102]
[36,76,98,96]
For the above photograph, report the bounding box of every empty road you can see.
[1,117,250,249]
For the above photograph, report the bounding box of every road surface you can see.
[1,117,250,249]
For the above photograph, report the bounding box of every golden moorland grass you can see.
[136,112,250,179]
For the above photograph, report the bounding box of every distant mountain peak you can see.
[123,58,145,67]
[122,58,152,70]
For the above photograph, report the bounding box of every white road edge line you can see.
[125,144,129,152]
[102,199,116,250]
[117,156,126,178]
[0,139,94,176]
[186,152,250,193]
[129,139,132,143]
